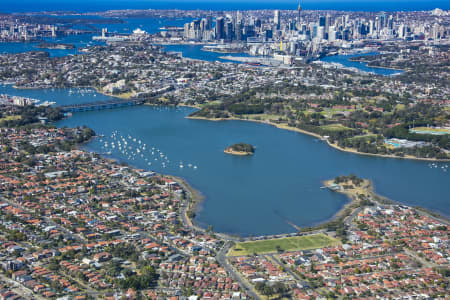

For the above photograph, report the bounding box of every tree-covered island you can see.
[224,143,255,155]
[36,42,76,50]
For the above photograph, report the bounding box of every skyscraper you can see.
[215,17,225,40]
[297,1,302,25]
[225,21,233,40]
[319,16,326,27]
[235,21,243,41]
[380,13,386,29]
[274,10,280,30]
[325,14,331,31]
[206,16,212,30]
[236,11,243,24]
[388,15,394,30]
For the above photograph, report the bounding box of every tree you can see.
[118,266,158,290]
[262,285,274,298]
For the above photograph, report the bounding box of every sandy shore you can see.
[224,149,253,156]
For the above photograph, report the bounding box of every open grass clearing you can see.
[347,134,377,141]
[227,234,340,256]
[0,115,21,124]
[320,124,353,132]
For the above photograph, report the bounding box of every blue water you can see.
[0,85,448,236]
[163,44,250,63]
[99,18,193,34]
[0,16,250,64]
[0,85,110,105]
[0,18,193,57]
[0,35,103,57]
[1,0,448,12]
[320,52,402,76]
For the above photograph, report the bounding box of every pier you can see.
[58,98,145,112]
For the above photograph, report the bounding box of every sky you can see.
[1,0,448,12]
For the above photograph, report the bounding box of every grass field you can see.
[348,134,377,142]
[243,114,281,121]
[0,115,21,124]
[320,124,352,132]
[203,100,223,107]
[227,234,340,256]
[410,127,450,135]
[116,92,134,99]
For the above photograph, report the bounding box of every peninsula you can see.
[224,143,255,155]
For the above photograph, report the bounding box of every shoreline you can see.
[317,178,377,229]
[169,175,242,241]
[187,115,450,162]
[348,57,406,71]
[322,178,450,226]
[169,175,204,230]
[360,64,405,71]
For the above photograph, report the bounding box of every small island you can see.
[224,143,255,156]
[36,42,76,50]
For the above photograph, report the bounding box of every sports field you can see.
[227,233,340,256]
[410,127,450,136]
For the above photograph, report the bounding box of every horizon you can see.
[1,0,449,13]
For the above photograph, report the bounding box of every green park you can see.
[227,233,340,256]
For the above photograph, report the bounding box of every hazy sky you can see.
[2,0,448,12]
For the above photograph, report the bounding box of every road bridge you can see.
[59,98,145,112]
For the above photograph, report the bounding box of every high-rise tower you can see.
[297,1,302,31]
[274,10,280,30]
[297,1,302,20]
[215,17,225,40]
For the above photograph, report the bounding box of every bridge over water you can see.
[59,98,145,112]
